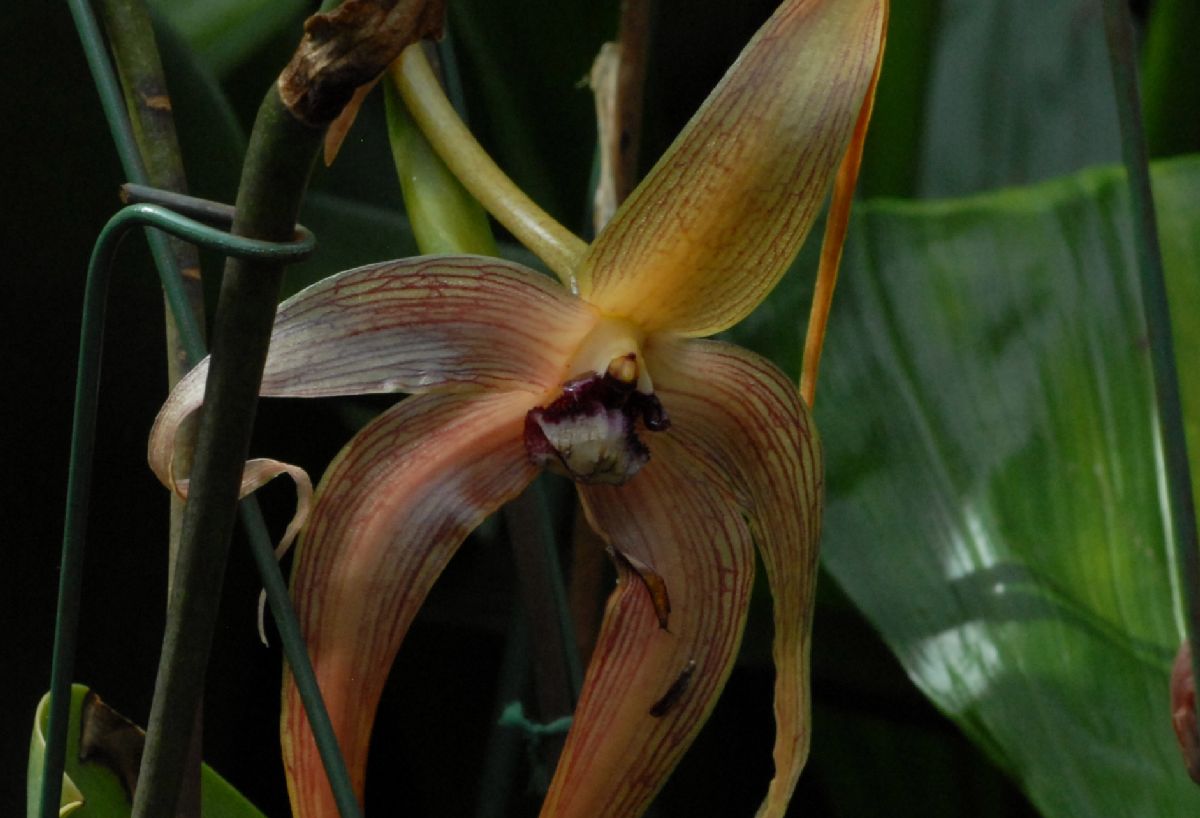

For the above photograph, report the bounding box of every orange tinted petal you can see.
[148,256,593,491]
[281,390,539,817]
[265,256,590,396]
[648,338,823,818]
[579,0,885,336]
[543,437,755,818]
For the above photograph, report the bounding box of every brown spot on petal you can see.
[649,660,696,718]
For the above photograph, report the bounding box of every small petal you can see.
[148,256,595,490]
[281,389,539,817]
[647,338,823,818]
[542,436,755,818]
[578,0,886,337]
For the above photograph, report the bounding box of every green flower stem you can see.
[96,3,207,809]
[1100,0,1200,726]
[393,45,588,289]
[130,87,322,818]
[38,202,312,818]
[1142,0,1200,158]
[504,479,583,763]
[384,68,496,256]
[65,0,205,359]
[99,0,206,377]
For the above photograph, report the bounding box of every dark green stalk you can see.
[474,607,530,818]
[504,479,583,760]
[97,4,206,810]
[1141,0,1200,158]
[65,0,204,352]
[130,88,322,818]
[38,201,313,818]
[99,0,206,372]
[1099,0,1200,727]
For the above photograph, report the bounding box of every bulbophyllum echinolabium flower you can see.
[148,1,886,816]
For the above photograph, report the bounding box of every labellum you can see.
[524,353,669,485]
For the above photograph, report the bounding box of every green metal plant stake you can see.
[36,193,369,818]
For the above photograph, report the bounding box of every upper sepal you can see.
[578,0,886,337]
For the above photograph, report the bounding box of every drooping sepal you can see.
[648,338,824,818]
[542,436,755,818]
[281,390,539,817]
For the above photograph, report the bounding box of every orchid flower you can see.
[149,1,885,816]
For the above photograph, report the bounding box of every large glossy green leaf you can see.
[910,0,1122,198]
[27,685,265,818]
[734,155,1200,815]
[148,0,308,78]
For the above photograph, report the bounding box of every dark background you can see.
[8,0,1170,815]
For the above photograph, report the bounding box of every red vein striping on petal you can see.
[262,256,597,396]
[645,338,823,818]
[579,0,885,337]
[148,255,595,495]
[543,436,755,818]
[281,390,539,818]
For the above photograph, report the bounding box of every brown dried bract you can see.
[278,0,446,127]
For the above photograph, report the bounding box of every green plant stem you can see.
[503,479,583,764]
[474,607,531,818]
[97,3,207,810]
[1100,0,1200,728]
[130,87,321,818]
[119,191,353,818]
[100,0,206,380]
[38,201,312,818]
[1142,0,1200,158]
[384,67,495,256]
[65,0,205,355]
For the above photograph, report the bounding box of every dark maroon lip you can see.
[523,369,670,485]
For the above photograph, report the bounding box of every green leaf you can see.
[148,0,308,79]
[831,156,1200,813]
[911,0,1122,197]
[384,75,497,257]
[733,155,1200,816]
[28,685,265,818]
[857,0,941,198]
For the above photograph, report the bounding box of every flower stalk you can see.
[131,86,323,818]
[96,3,208,810]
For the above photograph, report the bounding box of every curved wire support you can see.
[40,197,363,818]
